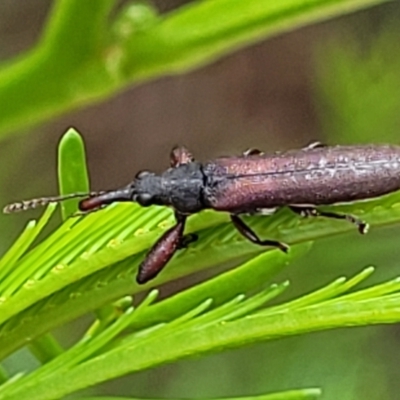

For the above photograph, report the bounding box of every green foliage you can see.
[77,393,322,400]
[57,128,90,220]
[0,1,399,400]
[0,0,391,136]
[1,128,400,398]
[315,18,400,143]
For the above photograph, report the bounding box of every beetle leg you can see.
[289,206,369,234]
[243,148,263,157]
[72,204,107,217]
[177,233,198,249]
[136,214,187,284]
[302,141,326,150]
[230,214,289,252]
[170,146,194,167]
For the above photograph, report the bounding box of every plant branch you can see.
[0,0,391,136]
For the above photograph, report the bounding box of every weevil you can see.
[5,142,400,284]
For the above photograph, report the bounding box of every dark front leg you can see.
[170,146,194,167]
[136,214,188,284]
[230,214,289,252]
[289,206,369,234]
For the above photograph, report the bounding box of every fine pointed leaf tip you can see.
[204,298,214,307]
[26,220,37,228]
[125,307,135,315]
[147,289,159,303]
[269,283,278,289]
[64,126,81,137]
[306,387,323,397]
[59,127,85,150]
[46,202,58,211]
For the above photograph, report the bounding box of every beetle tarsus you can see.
[230,214,289,253]
[289,206,369,234]
[177,233,198,249]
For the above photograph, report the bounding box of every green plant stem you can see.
[0,0,391,136]
[27,335,64,364]
[0,0,115,135]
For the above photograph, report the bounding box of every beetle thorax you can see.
[134,163,205,213]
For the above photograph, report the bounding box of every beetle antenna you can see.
[3,192,102,214]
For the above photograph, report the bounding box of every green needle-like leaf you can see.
[1,184,400,361]
[1,267,399,400]
[57,128,90,220]
[0,204,56,284]
[1,0,399,398]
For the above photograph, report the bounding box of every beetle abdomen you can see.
[203,145,400,213]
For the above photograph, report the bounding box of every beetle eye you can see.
[135,170,153,179]
[136,193,153,207]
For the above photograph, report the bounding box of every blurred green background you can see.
[1,1,400,399]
